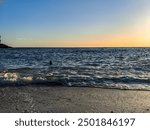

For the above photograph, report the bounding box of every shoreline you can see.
[0,86,150,113]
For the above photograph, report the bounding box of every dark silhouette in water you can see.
[0,35,11,48]
[49,61,52,65]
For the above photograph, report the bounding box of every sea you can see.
[0,48,150,90]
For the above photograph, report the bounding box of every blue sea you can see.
[0,48,150,90]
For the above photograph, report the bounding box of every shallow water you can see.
[0,48,150,90]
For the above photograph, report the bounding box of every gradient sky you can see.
[0,0,150,47]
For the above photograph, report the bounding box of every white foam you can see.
[36,77,46,80]
[22,76,33,81]
[4,73,18,81]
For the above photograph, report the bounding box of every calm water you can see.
[0,48,150,90]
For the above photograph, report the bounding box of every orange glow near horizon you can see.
[8,20,150,47]
[1,0,150,47]
[5,15,150,47]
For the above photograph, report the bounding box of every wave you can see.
[0,71,150,91]
[0,72,65,86]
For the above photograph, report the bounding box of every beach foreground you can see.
[0,86,150,113]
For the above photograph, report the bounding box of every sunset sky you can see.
[0,0,150,47]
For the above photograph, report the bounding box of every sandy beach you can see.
[0,86,150,113]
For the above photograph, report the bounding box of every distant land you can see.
[0,43,12,48]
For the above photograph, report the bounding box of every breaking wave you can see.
[0,68,150,91]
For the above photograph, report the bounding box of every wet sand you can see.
[0,86,150,113]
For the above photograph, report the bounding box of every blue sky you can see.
[0,0,150,47]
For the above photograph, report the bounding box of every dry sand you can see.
[0,86,150,113]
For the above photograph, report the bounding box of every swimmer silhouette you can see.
[49,61,52,65]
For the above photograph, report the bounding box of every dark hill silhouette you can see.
[0,36,12,48]
[0,43,11,48]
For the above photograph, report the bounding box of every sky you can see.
[0,0,150,47]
